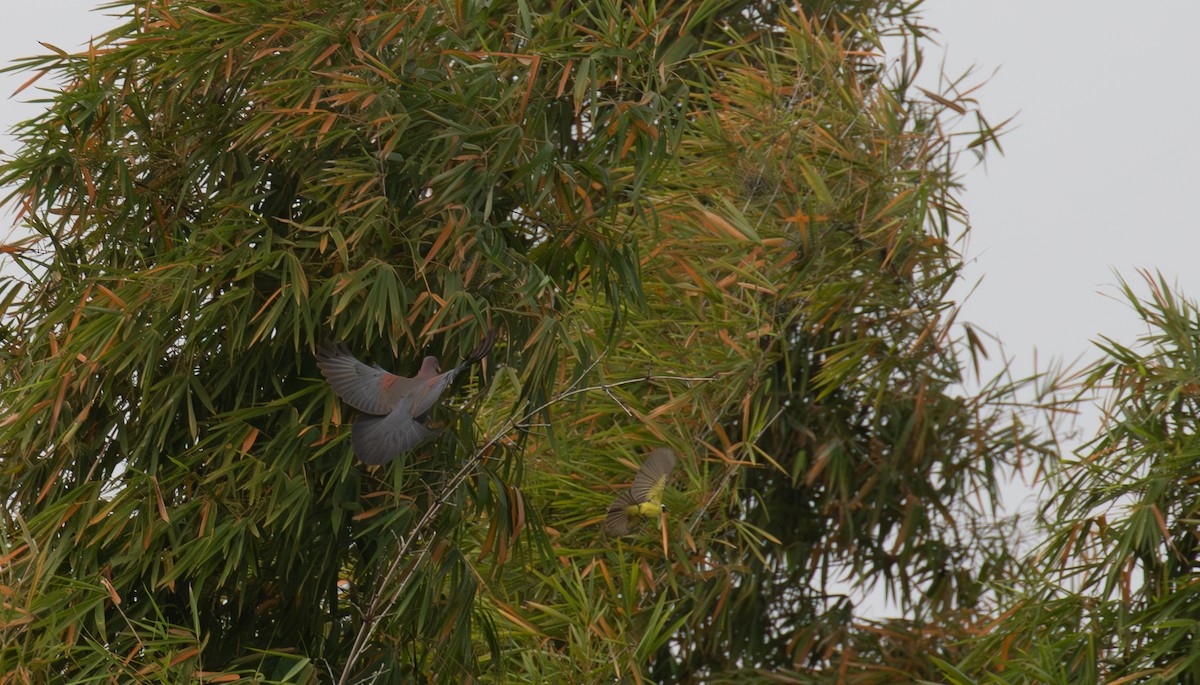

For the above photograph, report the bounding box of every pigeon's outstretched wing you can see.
[315,345,397,416]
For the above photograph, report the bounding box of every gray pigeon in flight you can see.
[316,330,495,465]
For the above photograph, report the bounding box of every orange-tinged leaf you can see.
[510,485,526,539]
[48,371,72,443]
[695,207,746,241]
[168,648,200,667]
[711,422,733,452]
[36,470,60,506]
[517,54,539,119]
[804,442,836,486]
[555,59,574,98]
[420,213,460,272]
[671,256,706,289]
[79,166,95,203]
[310,43,342,67]
[647,396,686,420]
[424,313,472,338]
[152,476,170,523]
[240,427,259,455]
[316,113,338,142]
[0,544,28,565]
[594,614,615,639]
[93,283,127,311]
[38,41,68,58]
[918,86,967,114]
[660,511,669,555]
[521,315,555,352]
[189,5,234,22]
[11,68,50,97]
[1107,673,1166,685]
[736,281,776,295]
[250,288,282,322]
[699,439,735,465]
[1151,504,1180,556]
[478,512,499,560]
[491,599,541,634]
[198,499,211,538]
[101,577,121,605]
[718,329,747,359]
[374,15,411,51]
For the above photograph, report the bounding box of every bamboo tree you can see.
[0,1,1043,683]
[486,11,1053,683]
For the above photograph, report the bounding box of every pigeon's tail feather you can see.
[464,327,497,364]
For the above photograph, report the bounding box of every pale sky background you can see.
[928,1,1200,410]
[1,1,1195,607]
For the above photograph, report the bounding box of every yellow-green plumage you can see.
[605,448,677,536]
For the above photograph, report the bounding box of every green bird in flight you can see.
[605,448,678,536]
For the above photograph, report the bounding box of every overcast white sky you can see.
[3,3,1195,471]
[929,1,1200,399]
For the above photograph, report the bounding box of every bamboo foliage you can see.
[474,10,1050,685]
[944,273,1200,684]
[0,1,1041,683]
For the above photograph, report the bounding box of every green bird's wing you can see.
[604,448,678,537]
[629,448,677,506]
[604,489,639,536]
